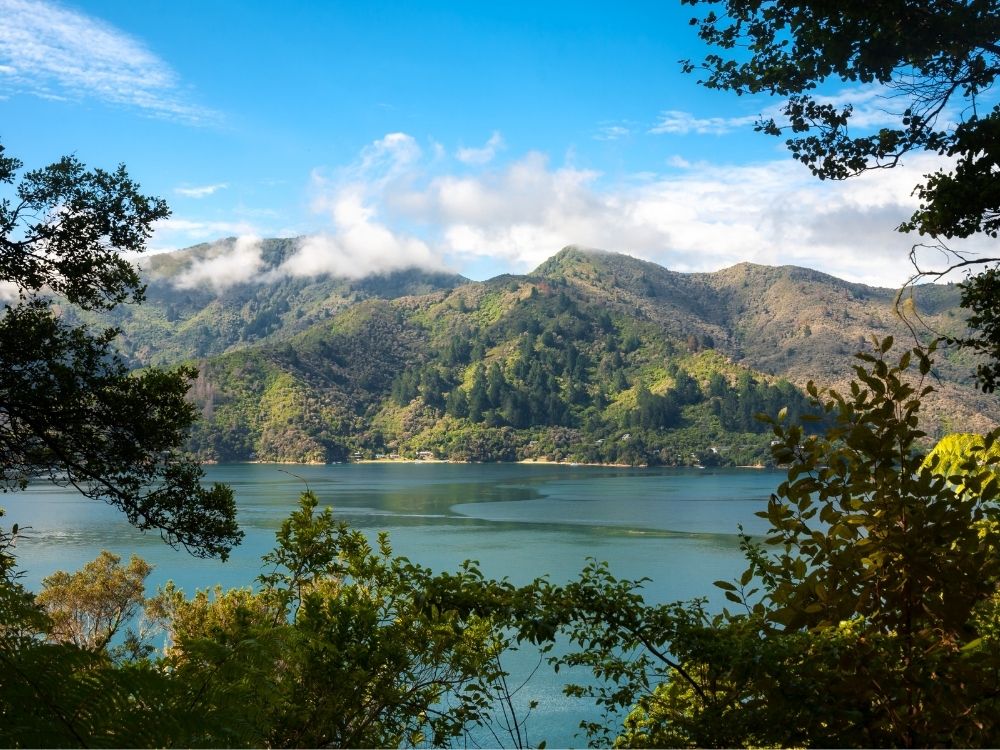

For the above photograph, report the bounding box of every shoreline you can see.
[212,458,649,468]
[207,458,774,469]
[353,458,450,464]
[516,458,636,468]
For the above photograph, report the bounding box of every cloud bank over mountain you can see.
[173,235,266,291]
[159,129,992,290]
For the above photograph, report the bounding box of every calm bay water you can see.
[6,463,783,747]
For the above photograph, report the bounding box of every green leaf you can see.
[962,637,984,653]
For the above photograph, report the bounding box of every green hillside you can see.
[107,242,995,466]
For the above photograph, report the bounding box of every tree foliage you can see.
[37,551,155,658]
[682,0,1000,239]
[0,526,203,748]
[0,142,240,558]
[0,145,163,309]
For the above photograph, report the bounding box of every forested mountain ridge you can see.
[95,241,995,465]
[536,248,987,434]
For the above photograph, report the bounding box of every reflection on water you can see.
[5,463,782,747]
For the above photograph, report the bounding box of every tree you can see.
[446,386,470,418]
[681,0,1000,388]
[0,142,240,558]
[36,551,154,658]
[468,364,490,422]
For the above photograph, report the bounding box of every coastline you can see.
[210,457,643,468]
[353,457,450,464]
[516,458,636,468]
[202,458,776,469]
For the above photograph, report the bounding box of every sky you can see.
[0,0,987,287]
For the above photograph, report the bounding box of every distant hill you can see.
[91,241,996,465]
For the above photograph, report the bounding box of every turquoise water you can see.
[5,463,783,747]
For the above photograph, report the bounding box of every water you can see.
[4,463,783,747]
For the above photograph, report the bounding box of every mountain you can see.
[96,242,997,466]
[68,237,468,366]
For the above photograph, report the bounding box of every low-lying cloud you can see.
[274,134,444,280]
[274,184,442,279]
[173,235,266,291]
[165,135,446,290]
[337,136,985,286]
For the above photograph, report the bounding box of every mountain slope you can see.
[139,244,995,465]
[536,248,988,434]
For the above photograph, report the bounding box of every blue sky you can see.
[0,0,980,286]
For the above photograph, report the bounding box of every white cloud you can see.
[268,134,445,280]
[0,0,217,124]
[308,134,990,288]
[174,183,228,199]
[173,235,265,291]
[276,227,440,280]
[150,133,447,289]
[357,132,422,176]
[595,124,630,141]
[161,131,990,291]
[152,217,259,242]
[809,84,909,129]
[650,110,761,135]
[0,280,21,303]
[455,132,504,165]
[651,85,926,141]
[147,217,263,260]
